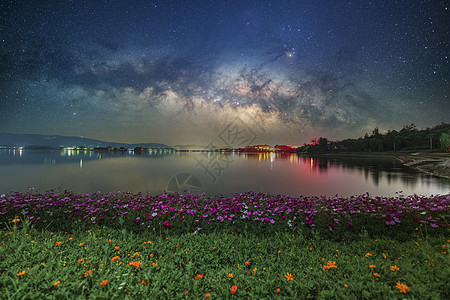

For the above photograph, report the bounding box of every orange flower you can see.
[79,242,85,246]
[284,272,294,281]
[205,293,211,298]
[196,274,204,279]
[227,273,234,278]
[369,265,376,269]
[108,239,112,243]
[245,261,250,266]
[373,273,381,277]
[78,258,85,263]
[152,262,158,267]
[100,280,109,286]
[55,241,62,246]
[114,246,120,250]
[128,261,142,268]
[382,253,387,259]
[278,250,281,253]
[141,279,151,285]
[84,270,93,277]
[391,265,399,272]
[184,290,188,295]
[12,216,20,223]
[344,284,348,288]
[323,261,337,270]
[253,267,257,274]
[131,252,140,258]
[276,288,281,293]
[16,271,26,276]
[112,256,120,262]
[147,241,153,244]
[365,253,372,257]
[53,280,61,287]
[231,285,237,294]
[396,282,410,293]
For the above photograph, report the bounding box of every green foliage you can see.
[330,122,450,152]
[1,218,449,298]
[440,132,450,152]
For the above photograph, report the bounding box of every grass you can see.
[0,191,449,299]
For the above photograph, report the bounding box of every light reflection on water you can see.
[0,149,449,197]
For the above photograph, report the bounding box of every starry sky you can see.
[1,0,448,146]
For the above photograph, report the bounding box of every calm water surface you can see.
[1,149,449,196]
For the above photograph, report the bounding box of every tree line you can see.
[298,122,450,154]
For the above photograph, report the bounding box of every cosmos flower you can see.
[323,261,337,270]
[231,285,237,294]
[84,270,93,277]
[284,272,294,281]
[128,261,142,268]
[396,282,410,293]
[100,280,109,286]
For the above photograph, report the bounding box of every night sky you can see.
[1,0,448,146]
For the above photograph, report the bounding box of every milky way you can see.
[1,1,448,145]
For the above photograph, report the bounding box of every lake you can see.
[0,149,449,196]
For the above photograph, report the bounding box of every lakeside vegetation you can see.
[298,122,450,154]
[1,191,449,298]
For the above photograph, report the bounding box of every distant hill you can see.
[0,133,170,149]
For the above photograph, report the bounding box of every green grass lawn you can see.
[1,220,448,299]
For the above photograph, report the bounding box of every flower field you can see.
[1,191,449,298]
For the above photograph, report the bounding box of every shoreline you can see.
[308,151,450,180]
